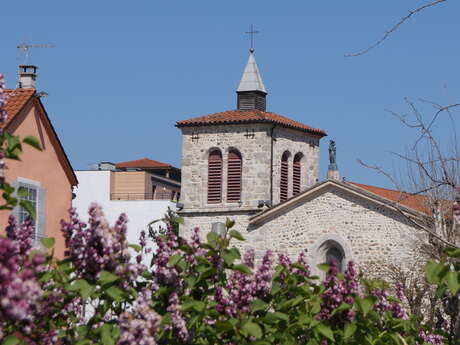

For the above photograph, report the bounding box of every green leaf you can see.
[101,324,115,345]
[233,264,252,275]
[106,286,124,301]
[223,250,239,266]
[23,136,43,151]
[216,320,234,332]
[41,237,55,249]
[181,300,205,312]
[317,263,329,272]
[242,321,263,339]
[425,261,450,284]
[316,323,334,342]
[355,296,377,317]
[17,186,28,197]
[446,271,460,295]
[19,199,36,219]
[272,312,289,322]
[98,271,119,285]
[331,302,351,316]
[1,335,19,345]
[229,229,245,241]
[445,247,460,258]
[168,254,182,267]
[225,218,235,229]
[251,298,269,313]
[128,244,142,252]
[344,322,357,340]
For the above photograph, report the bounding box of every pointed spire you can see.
[236,50,267,111]
[237,51,267,93]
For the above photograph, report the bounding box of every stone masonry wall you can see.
[179,124,272,212]
[181,185,426,275]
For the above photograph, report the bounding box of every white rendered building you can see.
[73,161,179,253]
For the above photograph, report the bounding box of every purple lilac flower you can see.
[0,237,43,325]
[255,250,273,294]
[118,289,161,345]
[0,73,8,124]
[164,292,189,341]
[216,249,274,318]
[319,260,358,321]
[417,330,444,345]
[6,215,33,258]
[61,204,144,282]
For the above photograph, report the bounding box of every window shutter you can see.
[207,150,223,203]
[280,152,289,202]
[227,150,242,202]
[37,187,46,238]
[293,154,301,196]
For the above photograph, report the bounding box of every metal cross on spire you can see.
[245,24,259,53]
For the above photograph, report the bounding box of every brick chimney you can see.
[18,65,38,89]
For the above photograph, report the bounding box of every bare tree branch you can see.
[345,0,448,57]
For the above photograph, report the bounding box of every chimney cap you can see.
[18,64,38,89]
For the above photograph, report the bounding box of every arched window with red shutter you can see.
[293,153,303,196]
[280,151,290,202]
[208,149,223,203]
[227,149,242,202]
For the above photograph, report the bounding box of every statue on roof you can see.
[328,140,337,166]
[327,140,339,179]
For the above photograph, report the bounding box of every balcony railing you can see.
[110,193,177,201]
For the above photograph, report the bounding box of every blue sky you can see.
[1,1,459,189]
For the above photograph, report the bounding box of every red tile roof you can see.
[176,110,327,136]
[2,89,36,128]
[116,157,175,169]
[349,182,452,215]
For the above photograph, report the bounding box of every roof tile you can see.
[349,182,452,215]
[116,157,175,169]
[2,89,36,128]
[176,110,326,136]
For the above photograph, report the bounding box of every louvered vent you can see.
[280,151,290,202]
[227,150,242,202]
[208,150,223,203]
[293,154,302,196]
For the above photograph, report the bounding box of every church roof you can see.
[249,179,439,225]
[348,182,431,214]
[237,52,267,93]
[116,157,177,170]
[176,110,327,136]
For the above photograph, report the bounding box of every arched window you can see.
[326,247,344,270]
[280,151,290,202]
[293,153,302,196]
[227,149,242,202]
[208,149,223,203]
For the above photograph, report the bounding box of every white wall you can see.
[73,170,176,255]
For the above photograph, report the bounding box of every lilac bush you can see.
[0,204,450,345]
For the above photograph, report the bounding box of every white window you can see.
[18,183,39,238]
[12,178,46,242]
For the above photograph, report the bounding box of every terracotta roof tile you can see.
[349,182,452,215]
[176,110,326,136]
[2,89,36,128]
[116,157,175,169]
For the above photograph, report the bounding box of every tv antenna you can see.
[17,42,55,64]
